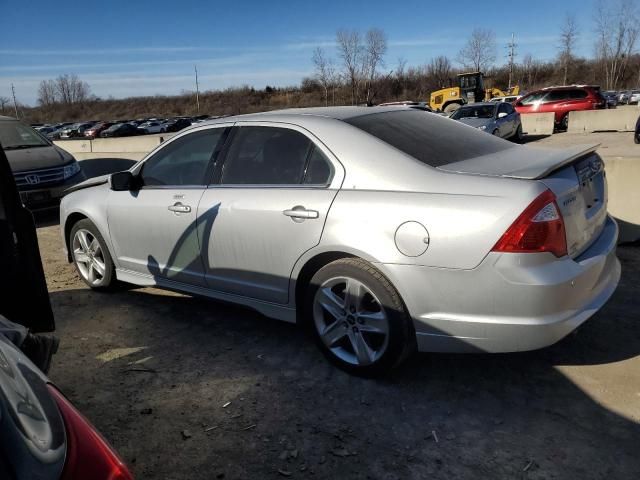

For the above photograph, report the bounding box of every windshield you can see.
[0,121,50,149]
[344,109,512,167]
[519,91,547,105]
[451,105,495,120]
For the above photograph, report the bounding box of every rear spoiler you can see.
[437,143,601,180]
[512,144,601,180]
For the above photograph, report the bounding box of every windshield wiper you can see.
[3,144,48,150]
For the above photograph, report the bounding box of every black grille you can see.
[14,166,65,187]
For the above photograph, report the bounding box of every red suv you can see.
[514,85,606,130]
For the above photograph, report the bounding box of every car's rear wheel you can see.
[492,129,500,136]
[512,124,523,143]
[305,258,415,376]
[560,114,569,130]
[70,219,115,289]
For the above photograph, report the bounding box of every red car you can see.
[514,85,606,130]
[84,122,114,139]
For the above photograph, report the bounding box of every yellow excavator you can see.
[429,72,520,112]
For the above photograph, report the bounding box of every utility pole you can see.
[194,65,200,114]
[11,83,19,119]
[507,33,517,91]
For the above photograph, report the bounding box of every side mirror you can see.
[110,171,136,191]
[498,112,508,118]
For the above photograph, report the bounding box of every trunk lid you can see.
[438,144,607,258]
[437,144,599,180]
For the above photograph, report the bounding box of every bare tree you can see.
[393,57,408,98]
[594,0,639,90]
[427,56,452,88]
[457,28,497,72]
[559,14,579,85]
[521,53,541,89]
[37,79,58,107]
[336,29,363,104]
[55,74,91,105]
[312,47,336,106]
[0,96,9,114]
[361,28,387,105]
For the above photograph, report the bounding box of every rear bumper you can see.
[381,215,621,353]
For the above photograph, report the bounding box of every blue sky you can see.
[1,0,598,105]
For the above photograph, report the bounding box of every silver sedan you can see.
[60,107,620,375]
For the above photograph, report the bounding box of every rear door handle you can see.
[168,202,191,213]
[283,206,319,220]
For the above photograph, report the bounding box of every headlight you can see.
[63,161,81,179]
[478,125,487,130]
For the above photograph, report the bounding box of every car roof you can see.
[200,106,418,126]
[458,102,497,107]
[540,85,599,90]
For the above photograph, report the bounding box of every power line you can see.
[506,33,517,90]
[194,65,200,114]
[10,83,19,119]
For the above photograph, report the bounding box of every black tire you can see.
[492,129,500,136]
[69,219,116,290]
[511,124,523,143]
[560,114,569,131]
[304,258,416,376]
[443,102,461,113]
[635,132,640,144]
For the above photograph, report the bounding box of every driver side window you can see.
[141,128,225,187]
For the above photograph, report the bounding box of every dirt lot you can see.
[34,214,640,480]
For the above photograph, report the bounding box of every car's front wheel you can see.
[70,219,115,289]
[305,258,415,376]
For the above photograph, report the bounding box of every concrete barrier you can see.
[567,109,639,133]
[520,112,555,135]
[54,133,174,161]
[603,158,640,243]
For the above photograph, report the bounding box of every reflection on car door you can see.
[107,127,229,286]
[197,124,340,304]
[496,103,511,137]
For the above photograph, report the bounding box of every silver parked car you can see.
[450,102,522,141]
[60,107,620,374]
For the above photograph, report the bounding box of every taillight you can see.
[492,189,567,257]
[47,385,134,480]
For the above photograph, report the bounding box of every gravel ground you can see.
[34,215,640,480]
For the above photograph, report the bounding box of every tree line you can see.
[13,0,640,123]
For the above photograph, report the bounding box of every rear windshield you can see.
[344,110,512,167]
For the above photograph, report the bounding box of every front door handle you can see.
[283,206,319,220]
[168,202,191,213]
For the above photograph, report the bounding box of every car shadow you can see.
[46,245,640,479]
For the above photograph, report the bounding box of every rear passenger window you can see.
[543,90,568,102]
[567,89,588,99]
[221,127,331,186]
[303,146,332,185]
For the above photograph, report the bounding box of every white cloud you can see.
[0,46,224,56]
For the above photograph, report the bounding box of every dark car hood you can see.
[5,145,74,172]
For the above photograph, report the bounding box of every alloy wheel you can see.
[313,276,390,366]
[72,229,107,286]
